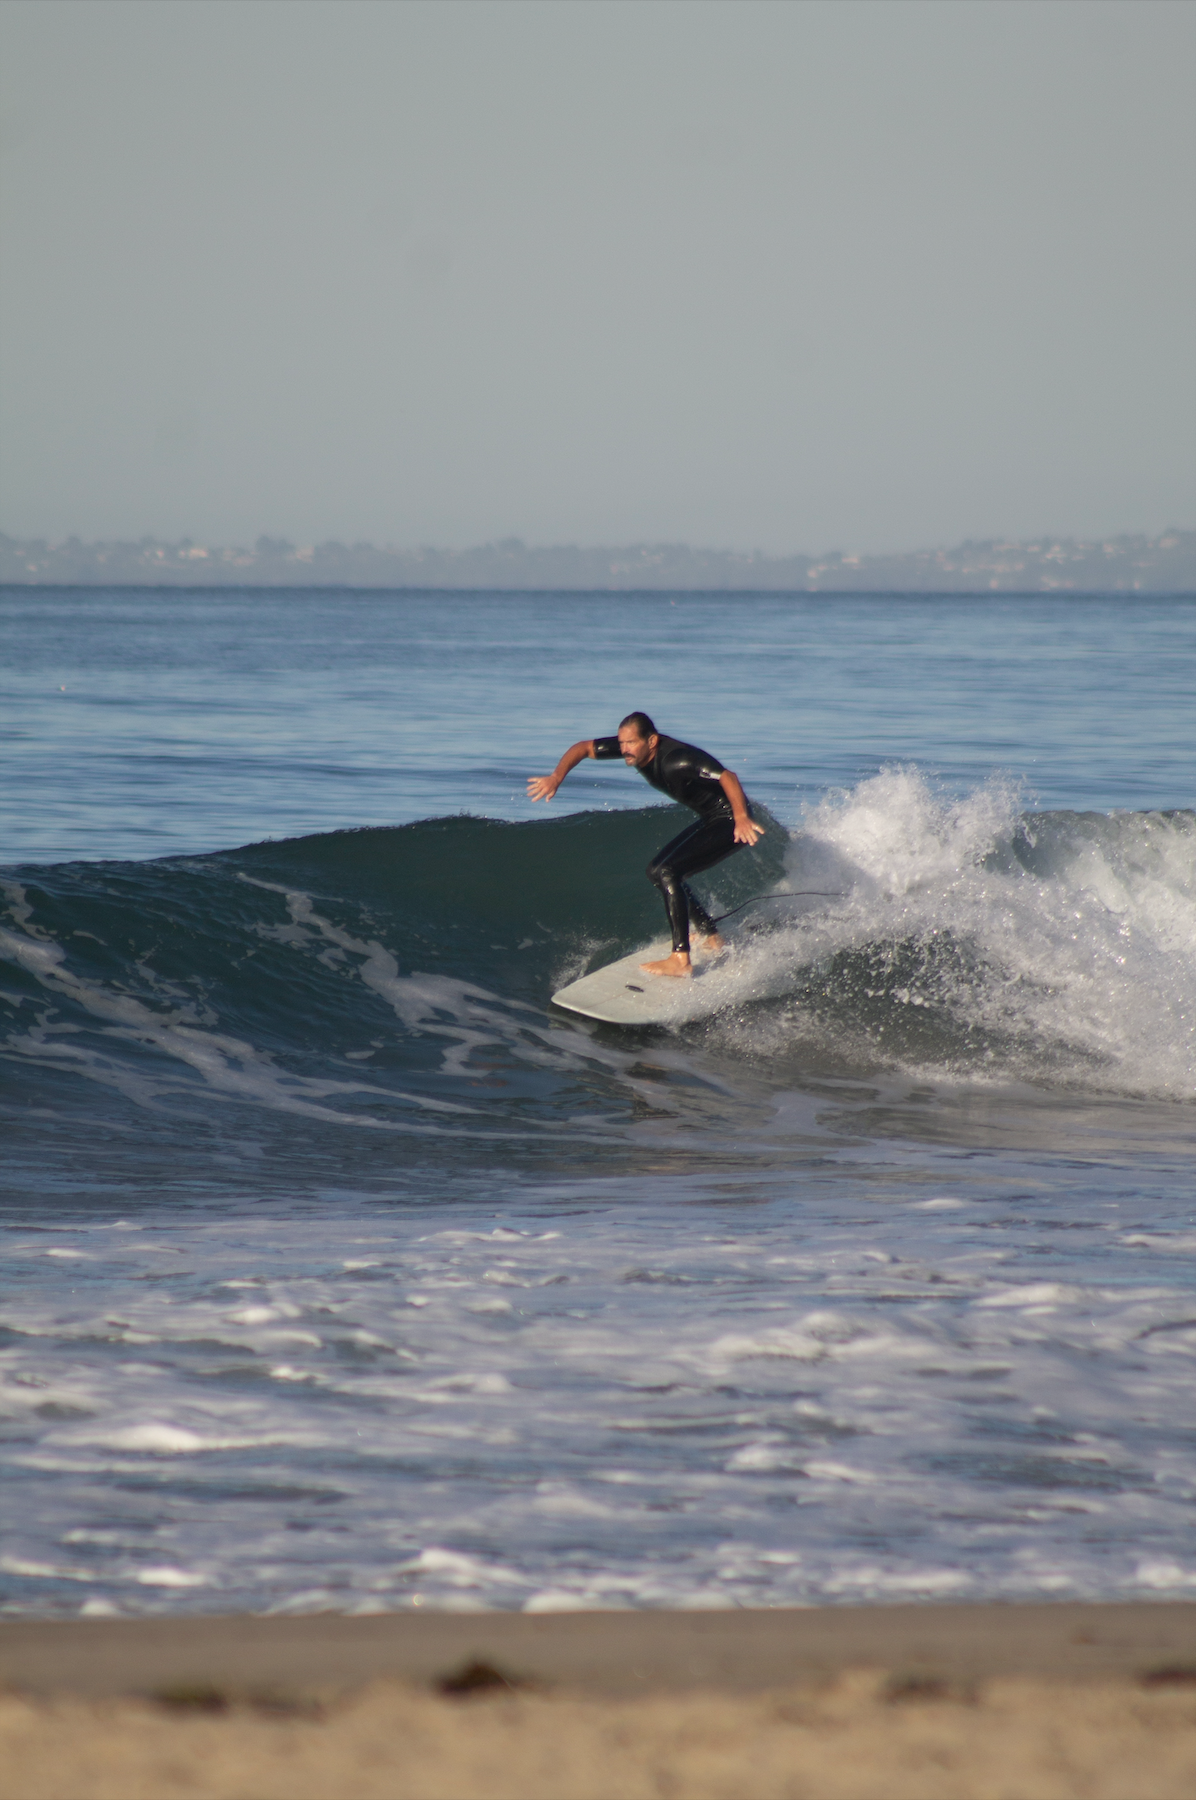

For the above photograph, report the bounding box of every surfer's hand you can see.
[733,817,765,846]
[527,775,559,802]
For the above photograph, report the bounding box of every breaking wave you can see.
[1,773,1193,1163]
[720,769,1196,1099]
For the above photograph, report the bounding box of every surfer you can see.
[527,712,764,978]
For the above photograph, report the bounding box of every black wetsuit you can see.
[593,734,752,953]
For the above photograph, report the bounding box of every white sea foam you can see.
[133,1567,208,1588]
[708,770,1196,1097]
[1,1185,1193,1616]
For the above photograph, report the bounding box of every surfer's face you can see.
[618,728,657,768]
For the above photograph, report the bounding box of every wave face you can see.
[3,778,1193,1167]
[0,806,784,1182]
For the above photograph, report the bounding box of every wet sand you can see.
[1,1602,1194,1799]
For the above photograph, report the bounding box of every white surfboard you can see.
[551,935,743,1026]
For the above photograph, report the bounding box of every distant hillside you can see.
[2,530,1192,592]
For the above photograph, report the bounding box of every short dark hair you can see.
[619,711,657,739]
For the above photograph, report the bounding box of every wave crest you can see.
[714,769,1196,1097]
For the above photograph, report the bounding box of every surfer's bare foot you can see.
[640,951,693,979]
[700,933,727,953]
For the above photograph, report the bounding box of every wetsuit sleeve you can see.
[592,737,622,760]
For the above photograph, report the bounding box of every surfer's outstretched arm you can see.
[527,740,595,802]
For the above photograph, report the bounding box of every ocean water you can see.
[1,588,1194,1620]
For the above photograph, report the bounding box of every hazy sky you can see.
[1,0,1193,555]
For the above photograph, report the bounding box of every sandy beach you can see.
[1,1601,1194,1799]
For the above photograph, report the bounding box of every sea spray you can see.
[707,771,1196,1098]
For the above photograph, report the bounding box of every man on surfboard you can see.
[528,713,764,978]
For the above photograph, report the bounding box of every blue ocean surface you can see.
[1,588,1194,1619]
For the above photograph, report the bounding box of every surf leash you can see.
[712,890,846,925]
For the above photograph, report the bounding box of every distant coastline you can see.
[2,529,1192,593]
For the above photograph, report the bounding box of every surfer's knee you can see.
[646,856,678,892]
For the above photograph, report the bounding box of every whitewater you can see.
[1,588,1193,1619]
